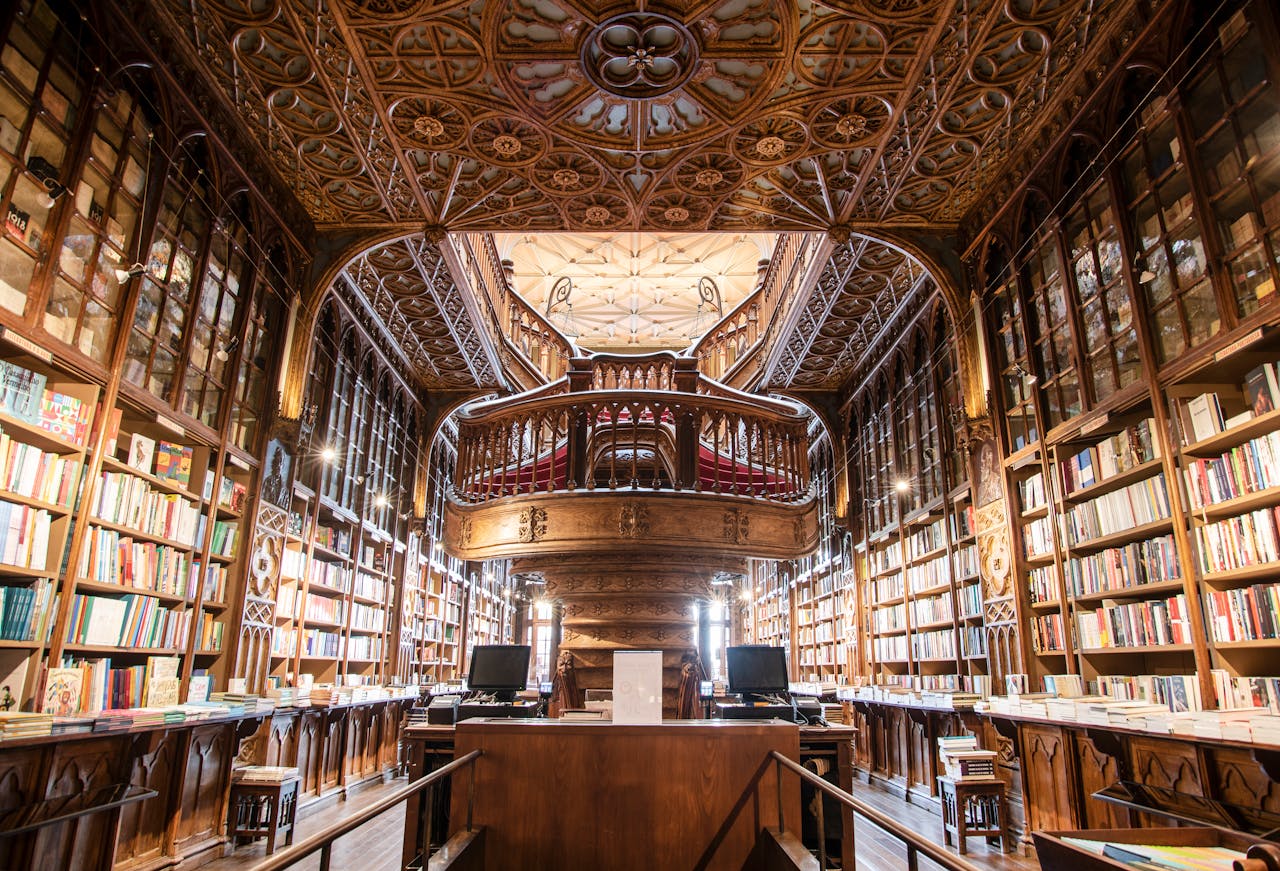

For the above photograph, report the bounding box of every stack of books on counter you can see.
[920,689,981,709]
[51,715,94,735]
[233,765,299,783]
[174,702,232,720]
[0,711,52,739]
[211,692,274,715]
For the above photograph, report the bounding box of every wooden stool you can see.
[937,776,1010,855]
[228,777,300,854]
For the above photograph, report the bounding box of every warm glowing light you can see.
[320,446,337,463]
[374,494,389,509]
[894,478,910,493]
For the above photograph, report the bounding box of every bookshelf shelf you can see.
[0,564,57,579]
[63,644,183,656]
[0,415,85,456]
[1068,578,1187,605]
[1182,406,1280,457]
[1189,483,1280,522]
[0,489,70,515]
[1199,562,1280,587]
[1213,638,1280,649]
[87,518,196,553]
[1060,459,1164,505]
[1079,644,1196,655]
[100,456,201,503]
[1067,518,1175,556]
[74,579,190,607]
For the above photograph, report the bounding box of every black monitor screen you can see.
[726,645,788,695]
[467,645,531,694]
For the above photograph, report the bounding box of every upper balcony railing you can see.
[453,233,574,386]
[691,233,821,387]
[452,353,811,505]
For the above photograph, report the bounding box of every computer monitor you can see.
[726,645,789,702]
[466,645,531,703]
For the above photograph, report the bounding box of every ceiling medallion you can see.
[581,13,699,99]
[492,134,523,158]
[694,169,723,188]
[755,136,787,159]
[836,114,868,138]
[551,168,582,190]
[663,206,690,223]
[584,205,613,224]
[413,115,445,138]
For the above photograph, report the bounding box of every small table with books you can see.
[228,766,300,854]
[937,776,1010,855]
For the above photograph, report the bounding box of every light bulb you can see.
[374,494,389,508]
[320,446,337,463]
[894,479,910,493]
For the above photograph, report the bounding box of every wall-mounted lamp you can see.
[214,335,240,363]
[374,493,389,509]
[114,262,146,283]
[27,156,67,209]
[353,473,366,485]
[320,446,337,464]
[894,478,911,493]
[1012,363,1037,384]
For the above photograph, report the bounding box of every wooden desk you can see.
[404,719,856,869]
[449,718,801,871]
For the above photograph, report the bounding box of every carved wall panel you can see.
[34,739,120,869]
[297,710,323,798]
[115,731,182,867]
[1073,732,1130,829]
[175,724,234,852]
[1020,724,1078,832]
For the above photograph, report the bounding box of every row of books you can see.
[0,578,53,640]
[0,432,79,506]
[303,592,344,624]
[350,601,386,632]
[1031,612,1067,652]
[0,361,93,446]
[0,501,52,569]
[1024,515,1055,559]
[959,583,982,618]
[314,524,351,555]
[961,625,986,657]
[123,434,194,487]
[873,634,907,662]
[43,655,182,715]
[64,593,191,649]
[1203,582,1280,642]
[906,518,945,560]
[92,471,202,546]
[353,570,385,602]
[955,544,978,578]
[1019,470,1046,512]
[905,555,948,594]
[1183,426,1280,509]
[1076,593,1192,649]
[308,556,351,591]
[873,572,903,600]
[872,603,905,633]
[910,628,956,660]
[1029,565,1056,603]
[1093,672,1204,712]
[872,540,902,573]
[1063,473,1171,545]
[210,520,238,557]
[196,612,224,651]
[1064,535,1181,598]
[1211,669,1280,712]
[1060,419,1161,495]
[1193,506,1280,574]
[77,527,200,597]
[347,635,382,661]
[909,593,952,625]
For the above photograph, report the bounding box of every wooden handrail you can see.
[769,751,985,871]
[254,749,483,871]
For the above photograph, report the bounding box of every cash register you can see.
[455,644,540,722]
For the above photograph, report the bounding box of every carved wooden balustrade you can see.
[453,353,811,504]
[454,233,573,385]
[444,353,819,711]
[691,232,821,388]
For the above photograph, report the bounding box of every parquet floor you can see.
[196,773,1043,871]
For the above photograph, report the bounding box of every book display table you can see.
[937,776,1010,854]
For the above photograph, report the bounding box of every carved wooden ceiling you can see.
[145,0,1140,389]
[495,232,772,351]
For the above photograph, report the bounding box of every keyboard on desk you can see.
[716,703,797,721]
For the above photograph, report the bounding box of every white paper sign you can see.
[612,650,662,725]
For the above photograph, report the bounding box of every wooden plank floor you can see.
[196,779,410,871]
[197,773,1043,871]
[842,778,1042,871]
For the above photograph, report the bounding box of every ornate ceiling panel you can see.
[766,235,932,390]
[147,0,1137,232]
[496,232,774,351]
[341,238,502,389]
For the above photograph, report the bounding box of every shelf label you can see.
[0,328,52,363]
[227,454,251,471]
[1214,328,1263,361]
[155,414,185,435]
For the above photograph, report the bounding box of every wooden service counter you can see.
[0,697,413,871]
[848,698,1280,852]
[404,719,857,871]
